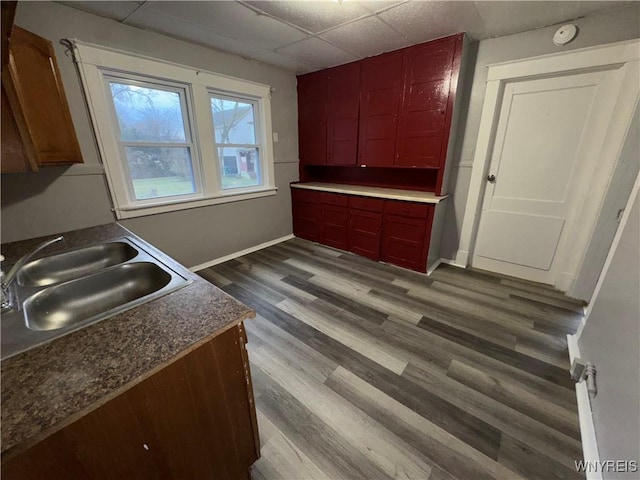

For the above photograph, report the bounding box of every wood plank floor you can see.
[197,238,586,480]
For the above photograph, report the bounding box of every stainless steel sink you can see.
[18,242,139,287]
[24,262,172,331]
[1,237,192,359]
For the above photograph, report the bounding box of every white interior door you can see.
[472,68,623,285]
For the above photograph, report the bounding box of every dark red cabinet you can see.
[292,189,322,241]
[293,190,349,249]
[349,196,383,261]
[395,37,457,168]
[381,200,434,272]
[358,51,404,167]
[292,187,436,273]
[297,71,327,165]
[327,62,360,166]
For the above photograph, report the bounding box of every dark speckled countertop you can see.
[1,223,254,456]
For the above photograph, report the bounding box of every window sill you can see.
[114,187,278,219]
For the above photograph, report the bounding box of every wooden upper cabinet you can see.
[2,26,82,171]
[358,50,404,167]
[297,70,327,166]
[395,36,457,168]
[326,62,360,166]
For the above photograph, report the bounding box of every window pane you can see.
[110,82,187,143]
[210,97,256,144]
[125,146,196,200]
[218,147,261,190]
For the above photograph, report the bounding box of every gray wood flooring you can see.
[197,238,586,480]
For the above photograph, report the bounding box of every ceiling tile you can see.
[125,7,279,65]
[138,1,308,50]
[320,15,409,57]
[244,1,372,33]
[379,1,488,42]
[57,1,142,22]
[474,1,583,37]
[276,37,358,71]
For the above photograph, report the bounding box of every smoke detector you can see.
[553,24,578,46]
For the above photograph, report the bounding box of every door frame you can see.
[456,38,640,293]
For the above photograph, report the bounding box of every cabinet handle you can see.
[487,174,496,183]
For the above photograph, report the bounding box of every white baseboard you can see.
[426,259,442,276]
[440,258,466,269]
[189,234,295,272]
[567,334,602,480]
[454,249,470,267]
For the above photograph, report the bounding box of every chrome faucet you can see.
[1,235,64,312]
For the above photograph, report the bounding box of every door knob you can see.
[487,174,496,183]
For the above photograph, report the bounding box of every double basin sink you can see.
[1,237,191,360]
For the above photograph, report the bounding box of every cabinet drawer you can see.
[319,192,349,207]
[349,196,384,212]
[384,200,429,219]
[292,188,323,204]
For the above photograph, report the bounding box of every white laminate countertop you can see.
[291,182,449,204]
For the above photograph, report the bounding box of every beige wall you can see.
[1,1,299,268]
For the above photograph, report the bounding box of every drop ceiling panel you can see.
[379,1,488,42]
[277,37,358,71]
[138,1,308,50]
[474,1,582,37]
[125,7,274,62]
[58,1,142,22]
[320,16,408,57]
[244,0,372,33]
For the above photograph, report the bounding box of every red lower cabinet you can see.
[292,190,322,242]
[320,204,349,250]
[349,209,382,260]
[348,196,383,260]
[291,188,435,273]
[381,201,434,272]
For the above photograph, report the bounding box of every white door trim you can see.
[456,39,640,293]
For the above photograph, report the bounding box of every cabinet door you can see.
[297,71,327,165]
[320,204,349,251]
[358,51,404,167]
[327,62,360,166]
[292,190,321,242]
[395,38,456,168]
[4,26,82,167]
[381,214,427,271]
[349,209,382,260]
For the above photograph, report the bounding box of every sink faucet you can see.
[1,235,64,312]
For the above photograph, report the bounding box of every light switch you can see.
[273,132,279,142]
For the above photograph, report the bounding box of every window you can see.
[74,42,276,219]
[210,94,261,190]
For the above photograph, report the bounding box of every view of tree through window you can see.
[109,81,196,200]
[210,96,261,189]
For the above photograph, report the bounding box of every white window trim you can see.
[73,40,276,219]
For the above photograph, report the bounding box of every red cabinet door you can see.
[297,71,327,165]
[320,204,349,251]
[349,208,382,260]
[327,62,360,166]
[292,189,321,241]
[395,37,456,168]
[358,51,404,167]
[381,201,435,272]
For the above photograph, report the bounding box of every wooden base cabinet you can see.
[2,323,260,480]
